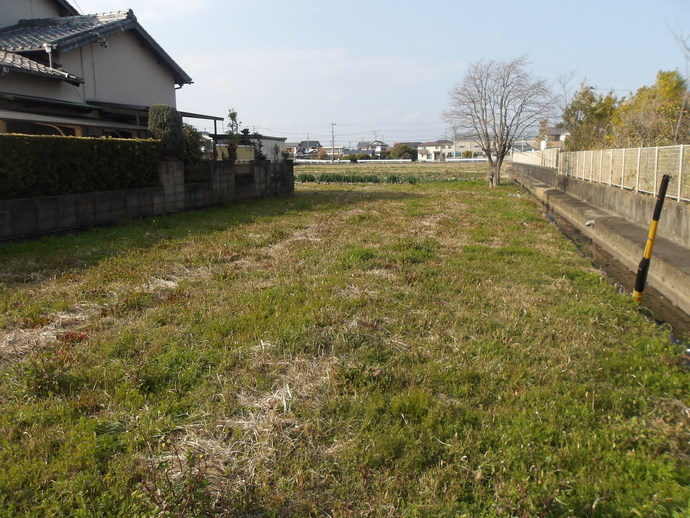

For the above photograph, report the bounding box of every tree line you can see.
[443,56,690,187]
[559,70,689,151]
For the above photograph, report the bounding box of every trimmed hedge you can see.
[0,134,160,199]
[295,172,417,185]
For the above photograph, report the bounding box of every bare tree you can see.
[443,56,554,187]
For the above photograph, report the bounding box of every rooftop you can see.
[0,10,192,86]
[0,50,82,84]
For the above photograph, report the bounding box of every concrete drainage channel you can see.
[547,209,690,340]
[511,169,690,342]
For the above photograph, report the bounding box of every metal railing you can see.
[513,145,689,202]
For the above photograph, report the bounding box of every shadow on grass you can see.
[0,188,421,285]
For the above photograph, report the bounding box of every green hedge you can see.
[295,172,417,184]
[0,135,160,199]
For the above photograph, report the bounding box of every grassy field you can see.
[295,161,488,183]
[0,163,688,516]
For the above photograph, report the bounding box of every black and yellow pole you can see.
[632,174,671,304]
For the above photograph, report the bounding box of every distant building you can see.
[298,140,321,155]
[417,140,453,161]
[417,139,484,161]
[356,140,388,157]
[284,142,299,157]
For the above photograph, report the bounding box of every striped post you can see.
[632,174,671,304]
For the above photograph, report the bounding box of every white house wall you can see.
[0,0,61,28]
[0,32,178,109]
[0,71,84,103]
[62,32,177,107]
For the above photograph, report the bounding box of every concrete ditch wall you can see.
[514,164,689,249]
[0,159,294,242]
[513,163,690,317]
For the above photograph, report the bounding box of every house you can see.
[417,139,485,161]
[323,145,346,158]
[0,0,192,138]
[417,140,454,162]
[284,142,299,157]
[298,140,321,155]
[356,140,388,157]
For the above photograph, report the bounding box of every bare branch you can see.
[443,57,554,187]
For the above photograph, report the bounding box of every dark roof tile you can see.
[0,11,132,52]
[0,49,82,84]
[0,10,192,86]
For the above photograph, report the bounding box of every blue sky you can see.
[74,0,690,145]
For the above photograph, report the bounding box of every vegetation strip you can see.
[0,164,688,516]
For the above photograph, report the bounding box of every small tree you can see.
[222,108,243,163]
[182,123,203,163]
[562,83,617,151]
[390,143,418,161]
[148,104,184,160]
[227,108,240,138]
[613,71,689,147]
[443,56,553,187]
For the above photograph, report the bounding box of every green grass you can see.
[0,166,688,516]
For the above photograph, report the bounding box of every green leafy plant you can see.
[148,104,184,160]
[0,135,159,199]
[137,439,211,517]
[182,124,204,164]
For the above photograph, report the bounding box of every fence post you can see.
[580,151,585,179]
[609,149,614,186]
[654,147,659,196]
[678,144,684,201]
[621,148,626,189]
[599,150,604,184]
[635,147,641,193]
[570,151,580,178]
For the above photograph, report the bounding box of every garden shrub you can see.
[148,104,184,160]
[182,123,204,164]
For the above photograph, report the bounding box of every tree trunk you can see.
[490,161,501,188]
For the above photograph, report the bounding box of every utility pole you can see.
[331,123,336,163]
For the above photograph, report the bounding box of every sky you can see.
[72,0,690,146]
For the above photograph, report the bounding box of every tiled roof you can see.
[420,140,453,147]
[0,50,82,84]
[0,10,192,86]
[0,11,133,53]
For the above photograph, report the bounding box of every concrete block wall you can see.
[0,159,294,242]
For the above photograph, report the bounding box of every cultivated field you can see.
[0,163,688,516]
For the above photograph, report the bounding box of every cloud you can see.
[177,45,461,129]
